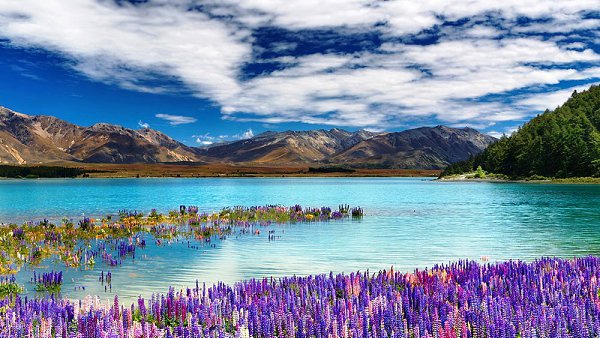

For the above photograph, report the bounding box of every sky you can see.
[0,1,599,145]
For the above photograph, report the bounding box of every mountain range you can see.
[0,106,496,169]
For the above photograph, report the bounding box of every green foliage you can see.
[474,166,486,178]
[34,283,61,294]
[440,156,476,177]
[0,165,101,178]
[441,85,600,179]
[0,282,23,297]
[132,309,143,322]
[524,175,551,181]
[547,177,600,184]
[62,218,74,230]
[486,173,510,180]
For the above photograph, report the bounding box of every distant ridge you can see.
[0,107,198,164]
[0,106,496,169]
[331,126,497,169]
[197,128,378,164]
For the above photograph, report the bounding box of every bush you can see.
[474,166,486,179]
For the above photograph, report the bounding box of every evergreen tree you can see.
[441,85,600,178]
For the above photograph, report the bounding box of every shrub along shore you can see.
[438,166,600,184]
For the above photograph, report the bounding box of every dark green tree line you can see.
[0,165,98,178]
[441,85,600,178]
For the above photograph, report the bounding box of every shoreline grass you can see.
[438,171,600,184]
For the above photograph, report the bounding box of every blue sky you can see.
[0,1,598,145]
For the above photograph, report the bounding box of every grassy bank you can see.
[439,170,600,184]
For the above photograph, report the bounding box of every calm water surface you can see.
[1,177,599,301]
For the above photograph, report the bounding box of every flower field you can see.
[0,257,599,337]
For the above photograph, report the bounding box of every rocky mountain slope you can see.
[0,106,496,168]
[0,107,198,164]
[330,126,497,169]
[197,129,378,164]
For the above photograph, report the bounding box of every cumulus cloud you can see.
[155,113,197,125]
[241,129,254,139]
[217,0,599,34]
[138,120,150,129]
[487,131,503,139]
[0,0,250,101]
[222,38,597,126]
[193,129,255,145]
[516,85,593,111]
[487,126,520,139]
[0,0,598,129]
[193,133,216,145]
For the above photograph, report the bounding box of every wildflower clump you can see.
[32,271,63,294]
[0,276,22,298]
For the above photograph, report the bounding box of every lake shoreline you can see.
[0,162,442,178]
[438,174,600,184]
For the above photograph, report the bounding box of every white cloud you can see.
[513,16,600,34]
[193,130,254,145]
[193,133,215,145]
[450,122,496,130]
[487,131,503,138]
[241,129,254,139]
[216,0,599,35]
[218,0,383,30]
[221,38,598,127]
[196,138,214,145]
[0,0,598,129]
[138,120,150,129]
[155,113,197,125]
[487,126,519,139]
[563,42,586,50]
[463,26,502,39]
[516,85,592,111]
[0,0,250,101]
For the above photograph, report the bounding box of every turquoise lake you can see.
[1,177,600,301]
